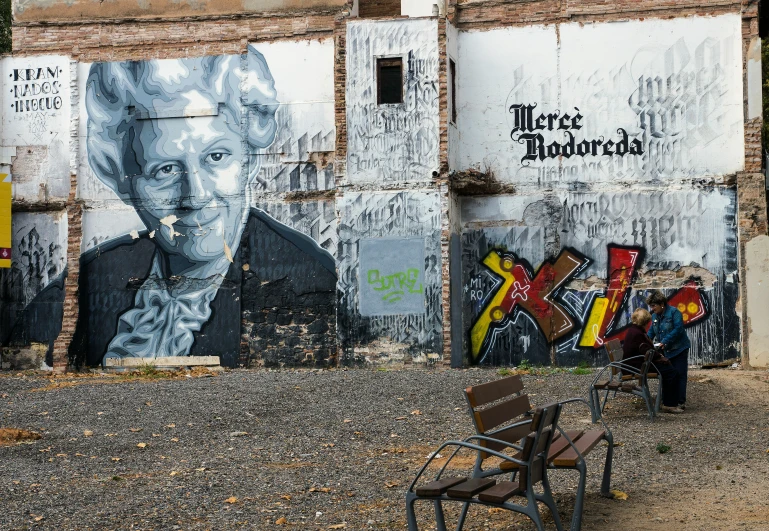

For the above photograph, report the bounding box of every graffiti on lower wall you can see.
[467,241,719,365]
[338,191,442,363]
[469,248,589,360]
[359,237,425,316]
[461,187,740,366]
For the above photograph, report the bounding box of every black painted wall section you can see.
[240,212,337,368]
[1,266,64,365]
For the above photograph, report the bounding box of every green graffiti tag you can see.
[367,268,423,303]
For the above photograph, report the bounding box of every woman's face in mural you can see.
[132,112,249,265]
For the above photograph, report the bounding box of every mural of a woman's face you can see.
[131,111,250,267]
[86,48,278,278]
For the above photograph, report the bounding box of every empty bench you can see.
[463,375,613,530]
[406,402,565,531]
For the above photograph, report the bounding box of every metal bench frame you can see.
[406,403,564,531]
[589,340,662,421]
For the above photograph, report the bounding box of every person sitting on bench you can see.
[622,308,684,414]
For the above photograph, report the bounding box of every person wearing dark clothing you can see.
[647,290,691,409]
[622,308,683,413]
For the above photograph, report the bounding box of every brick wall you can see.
[53,173,80,373]
[13,11,338,59]
[358,0,401,18]
[454,0,742,28]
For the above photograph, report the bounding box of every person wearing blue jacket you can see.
[647,290,692,410]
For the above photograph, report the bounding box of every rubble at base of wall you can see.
[1,343,50,371]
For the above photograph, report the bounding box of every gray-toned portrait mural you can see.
[0,46,337,368]
[85,48,278,362]
[75,46,336,366]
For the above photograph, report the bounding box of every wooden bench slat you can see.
[593,381,622,390]
[552,430,606,467]
[474,394,532,432]
[415,477,467,497]
[482,420,532,457]
[446,478,496,499]
[466,375,524,408]
[477,480,522,503]
[498,430,584,471]
[546,430,584,463]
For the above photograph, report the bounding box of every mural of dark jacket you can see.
[2,209,336,368]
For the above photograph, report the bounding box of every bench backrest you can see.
[518,402,561,490]
[604,338,623,376]
[464,375,532,460]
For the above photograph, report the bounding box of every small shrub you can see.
[137,363,161,378]
[656,442,671,454]
[497,367,513,376]
[517,359,532,372]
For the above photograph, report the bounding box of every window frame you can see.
[376,56,404,106]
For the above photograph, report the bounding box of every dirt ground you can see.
[0,366,768,530]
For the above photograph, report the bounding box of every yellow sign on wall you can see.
[0,173,11,269]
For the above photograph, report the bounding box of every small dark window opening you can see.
[377,57,403,105]
[449,59,457,124]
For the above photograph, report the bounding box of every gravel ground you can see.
[1,367,768,531]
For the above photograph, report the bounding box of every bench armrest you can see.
[591,361,641,384]
[554,397,613,464]
[407,437,529,492]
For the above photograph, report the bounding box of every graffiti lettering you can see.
[470,249,589,360]
[573,245,709,347]
[12,66,63,114]
[367,268,423,303]
[469,243,712,361]
[509,103,644,164]
[579,246,643,347]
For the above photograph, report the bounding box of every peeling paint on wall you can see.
[337,191,442,364]
[346,19,440,183]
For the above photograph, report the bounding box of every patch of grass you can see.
[656,442,671,454]
[118,363,178,381]
[571,361,593,375]
[517,359,533,372]
[497,367,514,376]
[376,366,389,372]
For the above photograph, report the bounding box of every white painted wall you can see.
[455,14,745,188]
[346,19,439,184]
[2,55,71,201]
[747,235,769,367]
[401,0,436,17]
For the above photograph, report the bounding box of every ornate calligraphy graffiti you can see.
[509,103,644,164]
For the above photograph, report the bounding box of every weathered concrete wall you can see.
[337,190,442,365]
[4,0,764,371]
[746,235,769,368]
[452,14,747,366]
[346,18,440,183]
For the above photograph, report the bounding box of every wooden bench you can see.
[589,338,661,421]
[406,402,565,531]
[463,375,613,531]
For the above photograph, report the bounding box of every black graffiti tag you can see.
[509,103,644,164]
